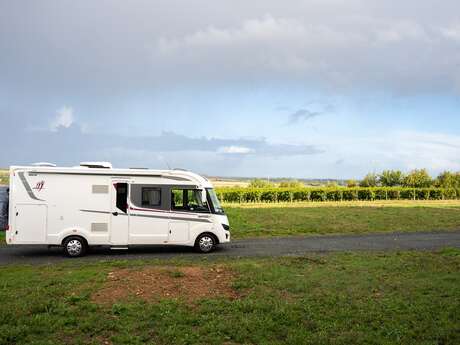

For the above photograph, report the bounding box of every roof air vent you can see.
[80,162,113,169]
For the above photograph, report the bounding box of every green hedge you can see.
[216,187,460,203]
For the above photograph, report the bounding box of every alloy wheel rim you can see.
[199,236,213,252]
[67,239,82,256]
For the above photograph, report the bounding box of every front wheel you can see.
[63,236,87,257]
[195,234,216,253]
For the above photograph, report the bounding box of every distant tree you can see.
[326,181,339,188]
[379,170,404,187]
[346,179,358,188]
[435,171,460,188]
[279,180,304,188]
[403,169,432,188]
[435,171,454,188]
[359,173,378,187]
[248,179,274,188]
[455,172,460,188]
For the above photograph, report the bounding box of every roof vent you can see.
[80,162,113,169]
[31,162,56,167]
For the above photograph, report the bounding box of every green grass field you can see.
[0,249,459,345]
[225,200,460,239]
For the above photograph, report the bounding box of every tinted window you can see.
[171,189,209,213]
[130,184,166,210]
[116,183,128,213]
[141,188,161,207]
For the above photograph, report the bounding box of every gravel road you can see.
[1,230,459,265]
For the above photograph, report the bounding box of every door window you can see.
[116,183,128,213]
[171,189,210,213]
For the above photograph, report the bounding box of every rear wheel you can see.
[195,233,216,253]
[63,236,87,257]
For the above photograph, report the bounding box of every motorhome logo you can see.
[33,181,45,192]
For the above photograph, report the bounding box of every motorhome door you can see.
[110,180,129,245]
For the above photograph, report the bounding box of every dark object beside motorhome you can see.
[0,186,9,230]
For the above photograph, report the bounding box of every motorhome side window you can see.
[171,189,210,213]
[130,184,162,209]
[116,183,128,213]
[141,188,161,207]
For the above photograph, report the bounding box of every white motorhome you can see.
[5,163,230,257]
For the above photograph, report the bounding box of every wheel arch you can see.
[61,234,89,246]
[57,227,90,246]
[195,231,219,245]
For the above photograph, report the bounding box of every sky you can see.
[1,0,459,179]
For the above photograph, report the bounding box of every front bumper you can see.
[222,230,230,243]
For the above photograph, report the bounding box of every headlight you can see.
[222,224,230,231]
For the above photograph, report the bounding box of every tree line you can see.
[247,169,460,189]
[351,169,460,188]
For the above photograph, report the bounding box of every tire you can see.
[194,233,216,253]
[63,236,87,257]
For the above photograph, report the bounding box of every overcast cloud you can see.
[1,0,460,94]
[0,0,459,178]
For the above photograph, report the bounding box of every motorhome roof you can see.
[10,166,212,187]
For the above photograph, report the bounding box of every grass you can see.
[225,200,460,239]
[0,249,459,344]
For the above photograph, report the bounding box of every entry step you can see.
[110,246,129,250]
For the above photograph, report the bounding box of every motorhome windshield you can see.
[206,188,224,214]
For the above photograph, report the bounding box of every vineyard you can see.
[216,187,460,203]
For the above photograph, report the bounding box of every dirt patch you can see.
[92,266,239,305]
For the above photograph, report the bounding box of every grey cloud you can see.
[130,131,322,157]
[0,124,322,168]
[151,9,460,94]
[288,109,322,124]
[286,101,333,124]
[1,1,460,96]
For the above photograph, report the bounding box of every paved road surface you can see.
[1,231,460,265]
